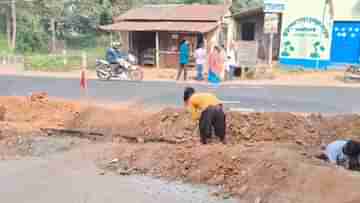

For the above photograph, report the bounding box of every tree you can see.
[30,0,66,52]
[182,0,222,4]
[109,0,141,17]
[231,0,262,11]
[11,0,16,50]
[0,4,11,48]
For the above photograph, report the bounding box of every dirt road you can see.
[0,136,237,203]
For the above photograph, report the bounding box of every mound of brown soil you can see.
[0,105,6,121]
[2,96,360,203]
[122,108,360,147]
[0,96,149,139]
[109,142,360,203]
[2,96,360,147]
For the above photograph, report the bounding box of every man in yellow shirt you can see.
[183,87,226,144]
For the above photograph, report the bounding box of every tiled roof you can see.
[115,4,227,22]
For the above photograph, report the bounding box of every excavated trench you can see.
[1,95,360,203]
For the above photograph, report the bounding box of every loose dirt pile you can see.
[0,95,147,138]
[2,96,359,147]
[0,105,5,121]
[2,96,360,203]
[108,142,360,203]
[122,108,360,147]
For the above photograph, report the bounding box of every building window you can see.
[241,22,256,41]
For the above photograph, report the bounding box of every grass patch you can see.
[4,33,109,71]
[23,47,105,71]
[24,54,82,72]
[0,34,13,55]
[64,47,106,70]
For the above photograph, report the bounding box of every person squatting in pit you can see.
[321,139,360,171]
[183,87,226,145]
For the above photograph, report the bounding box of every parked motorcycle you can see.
[96,54,144,81]
[344,64,360,83]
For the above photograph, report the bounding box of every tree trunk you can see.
[6,10,11,49]
[51,18,56,53]
[11,0,16,50]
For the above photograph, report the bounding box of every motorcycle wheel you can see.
[129,69,144,81]
[96,69,111,81]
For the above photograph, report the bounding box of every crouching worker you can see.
[322,140,360,171]
[183,87,226,144]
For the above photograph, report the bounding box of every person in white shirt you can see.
[319,139,360,171]
[226,43,237,81]
[194,43,206,81]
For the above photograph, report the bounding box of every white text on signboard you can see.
[264,0,286,13]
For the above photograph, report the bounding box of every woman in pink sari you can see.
[208,46,224,86]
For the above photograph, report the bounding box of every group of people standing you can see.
[176,39,237,85]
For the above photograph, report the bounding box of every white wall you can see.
[332,0,360,20]
[280,0,332,60]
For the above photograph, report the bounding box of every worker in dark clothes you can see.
[183,87,226,144]
[322,139,360,170]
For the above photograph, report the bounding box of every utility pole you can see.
[11,0,16,50]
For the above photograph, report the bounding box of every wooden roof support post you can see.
[156,32,160,69]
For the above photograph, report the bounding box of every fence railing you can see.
[0,55,24,65]
[11,51,103,72]
[0,52,104,72]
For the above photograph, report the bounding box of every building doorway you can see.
[131,31,156,65]
[241,22,256,41]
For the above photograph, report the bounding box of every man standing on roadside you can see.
[226,42,237,81]
[177,40,190,81]
[183,87,226,144]
[194,43,206,81]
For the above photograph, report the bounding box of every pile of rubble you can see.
[118,108,360,147]
[29,92,49,103]
[0,105,5,121]
[108,141,360,203]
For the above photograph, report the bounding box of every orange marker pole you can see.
[80,52,91,134]
[80,52,88,98]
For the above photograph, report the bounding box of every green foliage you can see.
[0,14,5,35]
[231,0,263,11]
[15,16,49,53]
[64,34,97,49]
[100,10,113,25]
[0,34,12,55]
[314,41,321,47]
[182,0,222,4]
[2,0,237,55]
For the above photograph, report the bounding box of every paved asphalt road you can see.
[1,75,360,113]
